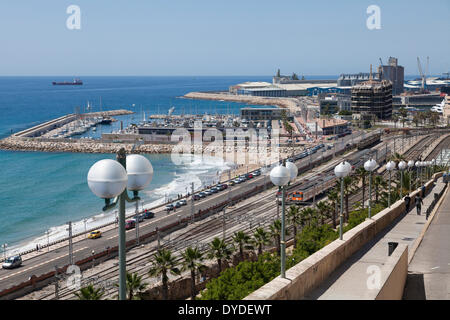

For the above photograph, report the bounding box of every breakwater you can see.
[184,91,303,114]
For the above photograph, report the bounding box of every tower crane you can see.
[417,57,426,92]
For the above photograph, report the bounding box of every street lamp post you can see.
[270,162,293,279]
[87,149,153,300]
[364,159,378,218]
[386,161,396,208]
[415,161,421,189]
[334,161,351,240]
[408,160,415,193]
[398,161,407,198]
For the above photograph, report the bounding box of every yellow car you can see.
[88,230,102,239]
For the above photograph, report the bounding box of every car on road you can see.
[179,199,187,206]
[229,180,235,186]
[174,201,182,208]
[143,210,155,219]
[135,214,145,222]
[198,192,207,198]
[210,187,219,193]
[193,194,201,201]
[2,256,22,269]
[88,230,102,239]
[125,220,136,230]
[253,170,261,176]
[204,190,213,196]
[165,204,174,211]
[245,173,253,179]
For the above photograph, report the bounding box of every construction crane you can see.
[417,57,426,91]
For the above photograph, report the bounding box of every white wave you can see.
[7,154,234,256]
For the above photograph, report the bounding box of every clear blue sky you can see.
[0,0,448,76]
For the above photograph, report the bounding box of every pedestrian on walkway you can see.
[415,195,423,215]
[404,195,411,214]
[421,185,426,198]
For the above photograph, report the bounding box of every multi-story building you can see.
[240,107,287,121]
[378,57,404,95]
[319,94,351,115]
[351,77,393,120]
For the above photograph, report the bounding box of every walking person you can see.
[415,195,423,215]
[404,195,411,214]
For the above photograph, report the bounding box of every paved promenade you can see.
[403,184,450,300]
[305,179,446,300]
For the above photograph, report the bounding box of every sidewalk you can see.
[403,184,450,300]
[304,178,446,300]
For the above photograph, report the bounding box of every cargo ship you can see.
[52,79,83,85]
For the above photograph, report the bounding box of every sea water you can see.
[0,76,275,253]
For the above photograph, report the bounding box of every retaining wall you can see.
[244,173,441,300]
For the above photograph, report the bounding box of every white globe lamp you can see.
[87,159,128,199]
[126,154,153,191]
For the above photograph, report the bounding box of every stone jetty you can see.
[0,135,298,157]
[183,91,302,114]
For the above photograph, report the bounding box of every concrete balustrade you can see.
[244,172,443,300]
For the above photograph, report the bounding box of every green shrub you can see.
[199,253,280,300]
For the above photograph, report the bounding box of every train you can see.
[357,132,382,150]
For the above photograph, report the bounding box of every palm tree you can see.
[74,284,104,300]
[207,237,233,274]
[342,175,356,221]
[269,219,282,255]
[300,207,316,226]
[287,205,302,248]
[373,174,387,203]
[316,201,330,225]
[252,227,270,256]
[181,246,206,300]
[392,114,399,128]
[412,114,420,127]
[390,152,405,163]
[124,272,147,300]
[148,249,180,300]
[232,231,253,261]
[327,188,339,229]
[355,167,367,209]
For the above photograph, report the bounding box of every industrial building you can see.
[351,70,393,120]
[338,57,404,95]
[338,73,381,87]
[378,57,404,95]
[240,107,287,121]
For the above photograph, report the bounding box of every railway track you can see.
[32,133,439,300]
